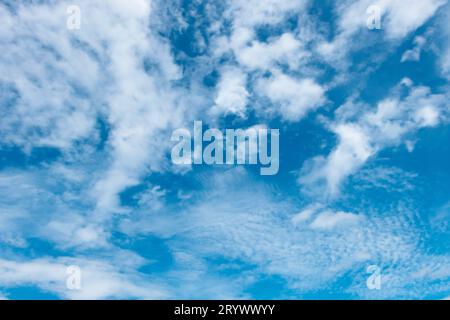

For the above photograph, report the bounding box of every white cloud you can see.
[299,80,447,196]
[0,257,168,300]
[292,204,322,225]
[318,0,446,66]
[227,0,307,28]
[338,0,446,39]
[438,3,450,78]
[310,211,362,230]
[351,165,418,192]
[257,73,326,122]
[0,1,190,217]
[401,36,427,62]
[1,0,449,300]
[414,105,440,127]
[292,205,362,230]
[0,169,109,249]
[209,0,321,123]
[45,216,109,249]
[209,67,249,117]
[0,2,98,150]
[384,0,447,39]
[235,33,305,71]
[299,124,374,196]
[120,169,450,297]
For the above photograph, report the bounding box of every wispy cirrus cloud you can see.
[118,169,450,298]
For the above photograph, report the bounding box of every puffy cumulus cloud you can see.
[206,0,326,123]
[299,79,447,197]
[209,0,432,125]
[0,256,169,299]
[257,73,326,122]
[209,66,249,118]
[233,33,306,71]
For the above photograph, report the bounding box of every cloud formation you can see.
[0,0,449,300]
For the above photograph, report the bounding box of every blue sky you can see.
[0,0,449,300]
